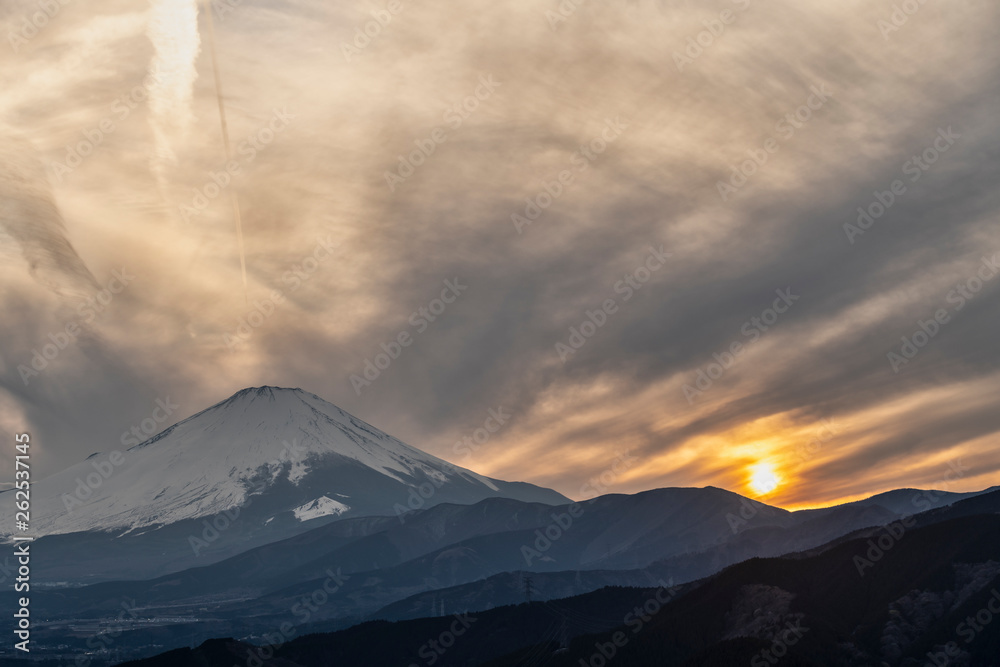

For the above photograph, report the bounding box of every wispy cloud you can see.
[145,0,201,193]
[0,126,97,295]
[1,0,998,508]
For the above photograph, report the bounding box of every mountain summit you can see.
[2,386,567,544]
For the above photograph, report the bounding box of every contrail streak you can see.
[201,0,249,304]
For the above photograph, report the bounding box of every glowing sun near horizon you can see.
[748,462,782,496]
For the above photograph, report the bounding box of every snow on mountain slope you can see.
[293,496,350,521]
[0,387,568,539]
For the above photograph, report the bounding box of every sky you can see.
[1,0,999,510]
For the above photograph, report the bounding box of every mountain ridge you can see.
[0,386,569,583]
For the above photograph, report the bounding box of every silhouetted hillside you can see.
[119,512,1000,666]
[487,513,1000,666]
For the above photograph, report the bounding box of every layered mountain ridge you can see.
[0,386,568,582]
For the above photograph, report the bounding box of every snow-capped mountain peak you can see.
[1,387,568,540]
[132,386,484,487]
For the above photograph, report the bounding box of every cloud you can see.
[1,0,999,509]
[0,126,97,295]
[146,0,200,193]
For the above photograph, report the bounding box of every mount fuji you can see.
[1,386,568,582]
